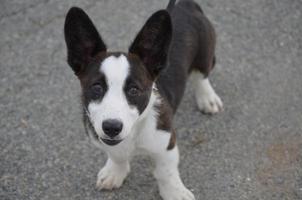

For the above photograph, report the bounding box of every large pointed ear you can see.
[129,10,172,78]
[64,7,106,75]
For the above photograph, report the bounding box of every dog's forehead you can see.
[100,54,129,83]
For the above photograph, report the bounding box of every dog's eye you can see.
[91,84,103,99]
[127,86,140,96]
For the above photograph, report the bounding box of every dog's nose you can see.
[102,119,123,138]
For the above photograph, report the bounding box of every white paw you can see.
[96,160,130,190]
[196,90,223,114]
[159,182,195,200]
[193,76,223,114]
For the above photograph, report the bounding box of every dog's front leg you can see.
[150,132,195,200]
[96,156,130,190]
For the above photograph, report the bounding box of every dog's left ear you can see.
[129,10,172,79]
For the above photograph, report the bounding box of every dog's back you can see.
[157,0,216,112]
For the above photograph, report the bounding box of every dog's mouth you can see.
[100,137,123,146]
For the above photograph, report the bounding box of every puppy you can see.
[64,0,222,199]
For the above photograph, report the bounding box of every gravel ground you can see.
[1,0,302,200]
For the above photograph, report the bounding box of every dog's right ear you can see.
[64,7,106,76]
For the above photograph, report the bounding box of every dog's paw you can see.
[194,77,223,114]
[196,89,223,114]
[96,160,130,190]
[159,182,195,200]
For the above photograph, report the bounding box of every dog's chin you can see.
[99,137,123,146]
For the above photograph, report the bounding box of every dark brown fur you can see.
[155,0,216,149]
[167,129,176,150]
[155,97,173,131]
[156,0,216,112]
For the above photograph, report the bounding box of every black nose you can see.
[102,119,123,138]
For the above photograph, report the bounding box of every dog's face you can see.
[64,7,172,146]
[79,53,154,146]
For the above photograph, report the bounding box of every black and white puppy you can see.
[64,0,222,199]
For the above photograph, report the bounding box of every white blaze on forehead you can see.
[98,54,131,115]
[100,55,129,85]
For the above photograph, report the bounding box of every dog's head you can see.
[64,7,172,146]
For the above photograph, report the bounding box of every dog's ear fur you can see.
[64,7,106,75]
[129,10,172,79]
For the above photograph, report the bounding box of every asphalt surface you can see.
[1,0,302,200]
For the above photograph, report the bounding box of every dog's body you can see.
[64,0,222,199]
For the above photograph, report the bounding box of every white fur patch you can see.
[87,54,139,141]
[192,72,223,114]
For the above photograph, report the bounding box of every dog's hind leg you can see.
[191,56,223,114]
